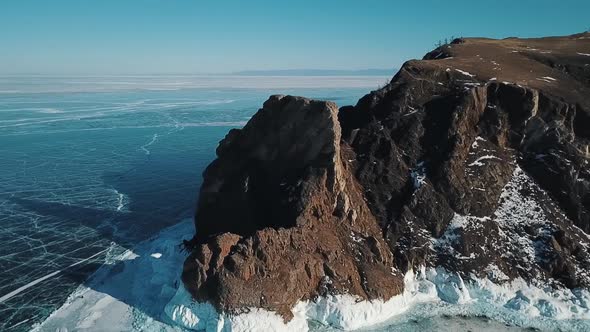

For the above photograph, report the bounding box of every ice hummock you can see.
[34,217,590,332]
[165,266,590,331]
[35,202,590,332]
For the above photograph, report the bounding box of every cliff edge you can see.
[182,95,403,319]
[180,32,590,325]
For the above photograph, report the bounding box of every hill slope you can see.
[176,32,590,330]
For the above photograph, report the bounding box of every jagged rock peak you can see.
[183,94,403,318]
[193,95,345,242]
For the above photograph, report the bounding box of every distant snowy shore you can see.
[0,75,390,94]
[34,218,590,332]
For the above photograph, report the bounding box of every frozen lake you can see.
[1,75,587,332]
[0,75,381,331]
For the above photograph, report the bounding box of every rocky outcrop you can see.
[339,32,590,289]
[182,95,402,319]
[183,33,590,320]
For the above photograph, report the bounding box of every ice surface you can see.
[4,76,590,331]
[0,79,373,330]
[0,247,110,304]
[140,133,160,155]
[33,219,195,332]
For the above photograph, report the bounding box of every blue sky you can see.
[1,0,588,75]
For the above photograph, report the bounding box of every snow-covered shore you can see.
[32,219,194,332]
[35,218,590,332]
[166,266,590,332]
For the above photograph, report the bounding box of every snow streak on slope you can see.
[434,165,590,287]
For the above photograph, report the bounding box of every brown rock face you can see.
[183,33,590,318]
[340,32,590,287]
[182,95,403,318]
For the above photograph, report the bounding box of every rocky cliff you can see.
[182,95,403,319]
[182,33,590,321]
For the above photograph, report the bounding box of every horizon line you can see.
[0,68,398,77]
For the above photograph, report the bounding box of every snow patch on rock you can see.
[455,69,476,77]
[410,161,427,190]
[468,155,501,167]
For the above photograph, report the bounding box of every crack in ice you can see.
[0,247,111,304]
[140,133,159,155]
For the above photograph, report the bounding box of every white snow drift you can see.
[35,182,590,332]
[165,265,590,332]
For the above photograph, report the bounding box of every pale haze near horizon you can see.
[1,0,588,75]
